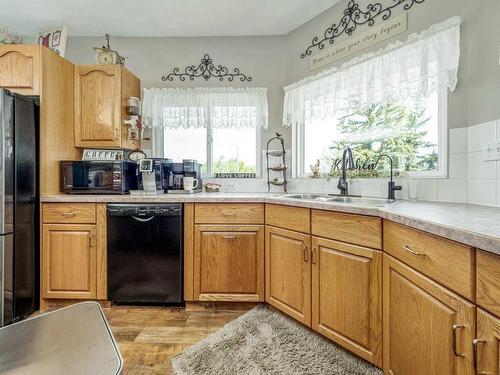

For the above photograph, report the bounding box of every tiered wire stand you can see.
[266,133,288,193]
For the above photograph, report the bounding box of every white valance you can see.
[142,87,268,129]
[283,17,462,127]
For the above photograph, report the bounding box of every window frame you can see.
[163,108,262,179]
[292,75,449,179]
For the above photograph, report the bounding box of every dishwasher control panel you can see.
[107,203,183,217]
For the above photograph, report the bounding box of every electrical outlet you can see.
[483,140,500,161]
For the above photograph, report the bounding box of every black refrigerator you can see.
[0,89,39,327]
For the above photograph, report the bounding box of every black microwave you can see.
[60,161,138,194]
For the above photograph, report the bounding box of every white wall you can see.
[62,1,500,206]
[65,35,289,147]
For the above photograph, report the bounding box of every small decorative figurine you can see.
[309,159,320,178]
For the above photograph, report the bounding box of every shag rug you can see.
[171,305,383,375]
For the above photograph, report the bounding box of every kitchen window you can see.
[143,88,268,177]
[294,88,447,178]
[284,17,461,179]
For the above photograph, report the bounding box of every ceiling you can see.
[0,0,340,37]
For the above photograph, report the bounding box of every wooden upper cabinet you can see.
[312,237,382,367]
[0,45,40,95]
[383,254,475,375]
[194,225,264,302]
[74,65,140,149]
[475,309,500,375]
[265,226,311,326]
[42,224,97,299]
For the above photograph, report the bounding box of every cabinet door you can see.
[74,65,121,147]
[42,224,97,299]
[120,67,141,150]
[475,309,499,375]
[312,237,382,367]
[265,226,311,326]
[194,225,264,302]
[383,254,475,375]
[0,45,40,95]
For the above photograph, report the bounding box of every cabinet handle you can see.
[452,324,466,357]
[472,338,488,374]
[222,212,236,216]
[388,370,395,375]
[60,211,76,217]
[312,246,318,264]
[401,244,426,256]
[88,233,96,248]
[222,235,236,239]
[302,246,309,263]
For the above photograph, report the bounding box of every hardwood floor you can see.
[102,305,248,374]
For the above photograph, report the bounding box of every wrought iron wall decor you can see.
[300,0,425,58]
[162,54,252,82]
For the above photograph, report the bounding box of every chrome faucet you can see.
[374,154,402,200]
[337,147,355,196]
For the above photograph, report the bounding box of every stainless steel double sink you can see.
[280,194,396,207]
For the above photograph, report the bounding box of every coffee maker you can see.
[166,159,203,194]
[137,158,172,194]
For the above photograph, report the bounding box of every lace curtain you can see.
[142,87,268,129]
[283,17,462,127]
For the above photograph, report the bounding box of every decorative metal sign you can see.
[300,0,425,59]
[162,54,252,82]
[310,13,407,70]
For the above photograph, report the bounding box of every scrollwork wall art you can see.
[300,0,426,58]
[162,54,252,82]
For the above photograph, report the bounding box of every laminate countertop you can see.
[41,193,500,256]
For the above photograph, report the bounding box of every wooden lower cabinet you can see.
[265,226,311,326]
[383,254,475,375]
[475,309,499,375]
[312,237,382,367]
[193,225,264,302]
[42,224,97,299]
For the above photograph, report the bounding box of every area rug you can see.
[171,305,383,375]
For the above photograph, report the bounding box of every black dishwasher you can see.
[107,204,183,304]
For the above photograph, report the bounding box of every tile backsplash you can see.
[208,119,500,207]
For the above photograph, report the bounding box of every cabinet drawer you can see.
[311,209,382,249]
[477,250,500,317]
[265,204,310,233]
[195,203,264,224]
[43,203,96,224]
[384,221,475,300]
